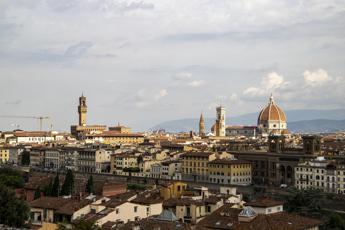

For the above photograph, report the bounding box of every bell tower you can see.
[216,106,226,137]
[78,94,87,126]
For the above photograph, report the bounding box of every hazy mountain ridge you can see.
[152,109,345,133]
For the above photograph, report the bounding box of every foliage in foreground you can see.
[0,184,29,227]
[0,167,24,188]
[58,219,101,230]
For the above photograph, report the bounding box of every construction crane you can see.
[0,115,51,131]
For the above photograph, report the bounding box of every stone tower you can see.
[199,113,205,137]
[268,135,285,153]
[78,94,87,126]
[215,106,226,137]
[302,135,321,155]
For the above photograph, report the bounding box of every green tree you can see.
[0,184,29,227]
[58,219,101,230]
[0,167,24,188]
[325,213,345,230]
[61,169,74,196]
[21,151,30,166]
[127,183,146,191]
[86,175,94,194]
[43,178,53,196]
[284,188,324,215]
[51,173,60,197]
[34,186,41,200]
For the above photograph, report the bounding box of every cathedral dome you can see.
[257,95,288,135]
[258,95,286,124]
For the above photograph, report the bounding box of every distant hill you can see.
[288,119,345,133]
[151,109,345,133]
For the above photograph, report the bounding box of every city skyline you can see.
[1,1,345,131]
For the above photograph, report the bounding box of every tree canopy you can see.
[0,167,24,188]
[86,175,94,194]
[0,184,29,227]
[51,173,60,197]
[58,219,101,230]
[60,169,74,196]
[283,188,324,215]
[21,151,30,166]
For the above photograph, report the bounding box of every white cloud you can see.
[172,72,192,80]
[304,69,332,87]
[188,80,205,87]
[172,72,205,88]
[243,72,288,97]
[241,69,345,110]
[1,1,345,130]
[264,72,285,90]
[155,89,168,100]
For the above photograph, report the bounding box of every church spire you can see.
[199,113,205,137]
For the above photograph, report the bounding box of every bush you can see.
[0,167,24,188]
[0,184,29,227]
[127,183,146,191]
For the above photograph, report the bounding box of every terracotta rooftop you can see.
[24,175,53,190]
[131,190,163,205]
[13,131,52,137]
[103,191,137,208]
[29,197,71,210]
[55,199,93,215]
[117,218,191,230]
[209,158,251,165]
[245,197,284,208]
[182,152,215,158]
[89,131,144,138]
[163,198,204,207]
[197,204,322,230]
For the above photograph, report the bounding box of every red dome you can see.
[258,95,286,124]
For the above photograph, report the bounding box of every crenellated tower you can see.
[78,94,87,126]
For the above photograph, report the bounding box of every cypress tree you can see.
[34,186,41,200]
[86,175,94,194]
[61,170,74,196]
[51,173,60,197]
[43,178,53,196]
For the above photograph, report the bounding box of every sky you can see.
[1,0,345,131]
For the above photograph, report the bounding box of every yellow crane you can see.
[0,115,51,131]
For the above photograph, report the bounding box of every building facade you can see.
[295,157,345,194]
[181,151,230,182]
[226,126,257,138]
[208,158,252,185]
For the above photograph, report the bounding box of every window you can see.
[134,206,138,212]
[267,208,271,213]
[116,208,119,214]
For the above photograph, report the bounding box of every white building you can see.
[7,131,54,144]
[161,160,182,180]
[226,126,257,138]
[295,157,345,194]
